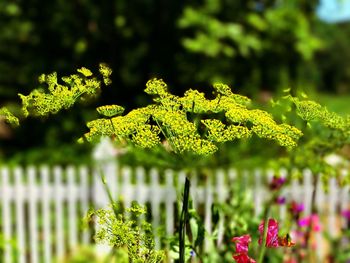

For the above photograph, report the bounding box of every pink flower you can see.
[298,217,310,227]
[233,253,256,263]
[270,176,286,190]
[276,196,286,205]
[298,214,321,232]
[259,219,279,247]
[290,201,304,215]
[342,209,350,220]
[232,234,251,253]
[232,235,256,263]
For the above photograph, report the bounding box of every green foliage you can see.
[85,203,164,263]
[178,6,262,58]
[177,0,323,91]
[82,78,302,156]
[60,245,126,263]
[327,230,350,262]
[209,180,263,262]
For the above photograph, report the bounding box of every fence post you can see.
[92,137,119,257]
[92,136,119,207]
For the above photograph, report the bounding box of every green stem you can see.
[179,177,191,263]
[97,164,120,261]
[154,118,177,154]
[98,165,119,218]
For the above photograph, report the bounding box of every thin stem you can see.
[98,165,119,218]
[97,164,120,261]
[154,118,177,154]
[179,177,191,263]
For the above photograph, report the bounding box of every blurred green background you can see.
[1,0,350,165]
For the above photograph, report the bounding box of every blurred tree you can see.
[316,22,350,94]
[176,0,323,95]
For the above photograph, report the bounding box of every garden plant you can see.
[5,64,342,263]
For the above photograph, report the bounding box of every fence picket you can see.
[150,168,160,247]
[278,169,287,221]
[1,167,12,263]
[79,166,90,244]
[215,169,226,246]
[165,169,175,238]
[14,167,26,263]
[105,161,118,201]
[303,169,313,215]
[190,171,198,210]
[135,166,146,204]
[41,165,52,263]
[204,174,213,250]
[93,168,107,207]
[121,166,132,208]
[28,166,39,263]
[54,166,65,260]
[254,169,263,216]
[67,166,78,250]
[328,177,338,237]
[315,175,325,213]
[291,175,300,202]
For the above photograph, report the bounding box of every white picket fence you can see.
[0,161,349,263]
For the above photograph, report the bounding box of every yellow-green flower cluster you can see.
[97,105,125,117]
[1,66,303,157]
[0,107,19,127]
[202,119,251,142]
[17,64,111,118]
[99,63,112,85]
[180,89,212,113]
[294,100,323,121]
[84,119,115,142]
[213,83,233,97]
[144,78,168,96]
[88,203,164,263]
[83,78,302,155]
[77,67,93,77]
[132,125,161,148]
[225,107,250,123]
[292,97,350,133]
